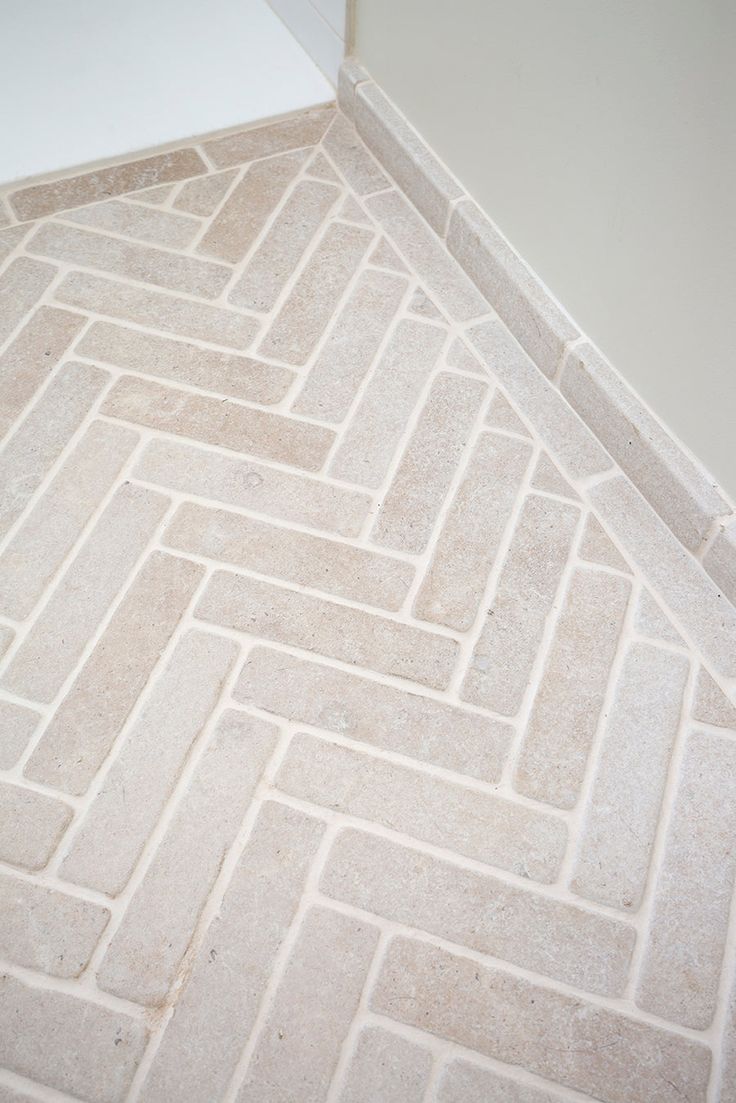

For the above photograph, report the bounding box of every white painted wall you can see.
[0,0,333,184]
[266,0,347,84]
[355,0,736,498]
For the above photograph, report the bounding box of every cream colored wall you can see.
[354,0,736,498]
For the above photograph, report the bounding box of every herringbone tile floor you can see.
[0,104,735,1103]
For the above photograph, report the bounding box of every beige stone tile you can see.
[323,113,390,195]
[0,257,57,347]
[9,147,206,220]
[636,730,736,1029]
[139,801,324,1103]
[461,495,580,715]
[561,342,728,551]
[197,150,306,264]
[704,518,736,607]
[77,320,292,403]
[371,372,486,553]
[0,973,147,1102]
[634,588,684,646]
[258,222,374,365]
[0,873,109,977]
[692,666,736,728]
[0,361,109,542]
[25,552,202,794]
[56,270,260,350]
[366,190,489,322]
[0,225,31,267]
[197,569,458,690]
[306,150,339,182]
[173,169,237,216]
[98,710,277,1005]
[515,568,631,809]
[0,700,41,769]
[0,421,138,620]
[62,199,200,249]
[337,59,370,120]
[589,476,736,680]
[356,84,463,234]
[28,221,231,298]
[338,194,371,224]
[134,183,175,205]
[292,267,407,422]
[449,200,580,377]
[0,782,72,870]
[0,1082,39,1102]
[0,625,13,661]
[3,485,170,705]
[579,513,629,571]
[485,388,532,436]
[571,642,689,910]
[134,438,370,537]
[373,937,710,1103]
[414,431,533,631]
[329,318,445,487]
[60,630,237,894]
[235,906,378,1103]
[368,235,407,272]
[446,336,485,374]
[721,974,736,1103]
[276,735,566,881]
[228,179,340,312]
[469,320,613,479]
[103,375,335,471]
[438,1059,591,1103]
[203,105,335,168]
[339,1026,432,1103]
[323,830,634,995]
[0,305,86,437]
[531,452,579,500]
[234,646,512,782]
[165,501,413,610]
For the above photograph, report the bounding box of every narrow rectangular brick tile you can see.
[196,570,458,690]
[203,105,334,168]
[0,783,73,870]
[0,700,40,769]
[235,646,512,783]
[329,319,446,487]
[258,222,374,365]
[60,630,237,893]
[77,320,293,403]
[371,372,487,553]
[2,485,169,705]
[139,801,324,1103]
[26,552,202,794]
[292,267,407,422]
[0,361,109,541]
[372,938,710,1103]
[9,147,206,220]
[62,198,200,249]
[98,710,278,1005]
[0,974,147,1103]
[198,150,306,263]
[165,501,413,610]
[0,873,109,977]
[339,1026,432,1103]
[366,190,489,322]
[55,270,259,350]
[636,730,736,1029]
[0,257,57,347]
[323,113,390,195]
[0,421,138,620]
[236,906,378,1102]
[439,1060,590,1103]
[276,735,565,881]
[134,438,370,536]
[461,495,580,715]
[28,222,231,298]
[515,568,631,809]
[0,305,86,436]
[228,179,340,311]
[323,830,634,996]
[103,375,334,471]
[571,642,689,910]
[414,431,533,631]
[173,169,237,216]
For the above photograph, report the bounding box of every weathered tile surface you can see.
[1,101,732,1103]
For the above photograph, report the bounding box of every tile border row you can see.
[338,57,736,627]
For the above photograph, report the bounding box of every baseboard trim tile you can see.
[704,519,736,607]
[337,57,370,120]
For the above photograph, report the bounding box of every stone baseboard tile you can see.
[340,57,736,620]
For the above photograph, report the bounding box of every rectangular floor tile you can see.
[0,783,73,871]
[339,1026,431,1103]
[203,106,334,168]
[62,199,200,249]
[0,258,57,347]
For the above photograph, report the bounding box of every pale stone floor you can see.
[0,105,734,1103]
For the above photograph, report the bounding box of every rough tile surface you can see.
[0,101,733,1103]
